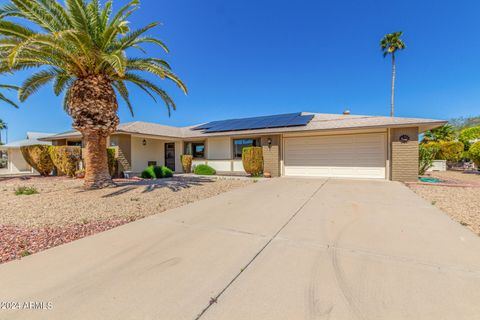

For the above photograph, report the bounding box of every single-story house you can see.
[40,112,446,181]
[0,132,54,174]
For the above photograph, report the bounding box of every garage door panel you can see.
[284,133,386,179]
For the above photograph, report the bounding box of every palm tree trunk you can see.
[391,53,396,117]
[67,75,119,189]
[82,130,113,189]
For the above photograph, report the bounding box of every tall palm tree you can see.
[0,0,187,189]
[0,119,7,144]
[380,31,406,117]
[0,84,19,108]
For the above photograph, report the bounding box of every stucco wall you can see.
[174,141,183,173]
[207,137,231,159]
[261,135,281,177]
[8,149,31,173]
[390,127,419,182]
[130,137,165,173]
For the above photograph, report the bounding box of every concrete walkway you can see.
[1,178,479,319]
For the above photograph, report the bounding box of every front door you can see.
[165,143,176,171]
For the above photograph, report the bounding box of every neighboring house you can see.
[40,112,446,182]
[0,132,55,174]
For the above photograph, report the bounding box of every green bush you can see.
[160,166,173,178]
[194,164,216,175]
[20,145,54,176]
[419,143,439,175]
[141,165,156,179]
[141,165,174,179]
[437,141,464,162]
[107,148,117,177]
[242,147,263,176]
[180,154,193,173]
[48,146,81,177]
[459,126,480,149]
[14,186,38,196]
[469,141,480,167]
[153,165,173,178]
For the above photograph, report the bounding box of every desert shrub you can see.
[153,165,173,178]
[48,146,81,177]
[141,165,156,179]
[180,154,193,173]
[436,141,464,162]
[20,145,54,176]
[194,164,216,175]
[0,158,6,168]
[459,126,480,149]
[242,147,263,176]
[14,186,38,196]
[419,143,439,175]
[469,141,480,167]
[141,165,174,179]
[107,148,117,177]
[160,166,173,178]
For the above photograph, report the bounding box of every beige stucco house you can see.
[41,112,446,182]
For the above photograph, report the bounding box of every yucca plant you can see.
[0,0,187,189]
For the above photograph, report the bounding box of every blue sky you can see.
[1,0,480,142]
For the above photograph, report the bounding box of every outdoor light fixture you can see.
[143,139,147,146]
[267,138,272,147]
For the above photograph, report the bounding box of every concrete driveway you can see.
[1,178,479,320]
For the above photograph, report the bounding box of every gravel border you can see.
[0,176,252,264]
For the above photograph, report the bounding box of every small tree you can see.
[20,145,54,176]
[49,146,82,177]
[437,141,464,162]
[180,154,193,173]
[422,124,455,143]
[242,147,263,176]
[459,126,480,149]
[107,148,117,177]
[469,142,480,168]
[419,144,439,175]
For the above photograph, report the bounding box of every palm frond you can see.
[19,68,62,101]
[0,85,19,108]
[0,0,187,116]
[112,80,133,116]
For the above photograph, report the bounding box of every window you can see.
[67,140,82,147]
[233,138,260,158]
[184,142,205,158]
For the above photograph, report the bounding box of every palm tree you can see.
[380,31,406,117]
[0,119,7,144]
[0,0,187,189]
[422,124,456,143]
[0,84,19,108]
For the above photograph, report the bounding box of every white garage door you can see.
[284,133,386,179]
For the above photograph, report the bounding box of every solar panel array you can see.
[193,113,314,133]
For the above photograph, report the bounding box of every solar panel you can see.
[192,112,314,133]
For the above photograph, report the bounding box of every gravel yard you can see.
[408,170,480,235]
[0,176,252,264]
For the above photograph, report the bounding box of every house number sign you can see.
[399,134,410,143]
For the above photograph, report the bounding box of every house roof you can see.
[0,132,55,149]
[40,112,447,141]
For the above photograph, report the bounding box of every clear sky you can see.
[1,0,479,142]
